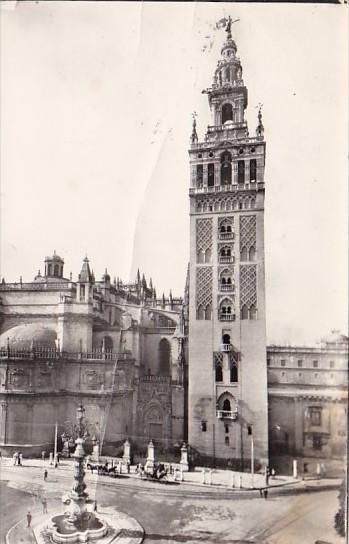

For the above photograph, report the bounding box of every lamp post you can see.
[247,424,254,488]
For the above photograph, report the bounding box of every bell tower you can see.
[188,18,268,468]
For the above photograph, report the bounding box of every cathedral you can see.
[0,21,346,475]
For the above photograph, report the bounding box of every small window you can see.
[281,360,286,367]
[208,163,215,187]
[237,160,245,184]
[330,373,334,379]
[215,364,223,382]
[225,424,229,434]
[209,152,214,158]
[230,363,238,383]
[312,434,322,450]
[310,408,322,426]
[313,360,318,368]
[267,358,271,366]
[298,373,302,377]
[298,360,303,368]
[330,361,335,368]
[80,284,85,301]
[201,421,207,432]
[198,153,202,158]
[250,159,257,182]
[225,436,230,445]
[281,372,285,377]
[314,373,318,378]
[196,164,203,186]
[222,399,231,411]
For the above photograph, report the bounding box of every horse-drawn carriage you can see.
[86,461,119,477]
[140,463,169,482]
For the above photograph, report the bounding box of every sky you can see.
[0,2,347,345]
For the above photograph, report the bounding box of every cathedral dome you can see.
[0,324,57,349]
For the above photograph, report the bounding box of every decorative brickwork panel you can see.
[239,215,256,251]
[196,218,212,252]
[240,265,257,309]
[196,267,212,310]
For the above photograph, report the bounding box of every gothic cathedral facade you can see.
[188,21,268,468]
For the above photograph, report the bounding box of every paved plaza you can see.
[0,458,344,544]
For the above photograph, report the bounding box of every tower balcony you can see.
[219,256,233,264]
[216,409,238,420]
[220,284,234,292]
[189,182,264,196]
[219,232,234,240]
[220,343,232,352]
[219,313,236,322]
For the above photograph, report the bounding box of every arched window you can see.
[223,399,231,411]
[230,363,238,382]
[215,364,223,382]
[249,247,256,261]
[205,304,212,320]
[208,163,215,187]
[197,305,205,320]
[54,264,59,276]
[47,264,52,276]
[221,152,232,185]
[238,160,245,184]
[226,225,232,233]
[204,248,211,263]
[222,103,233,124]
[159,339,171,376]
[250,159,257,182]
[197,250,204,263]
[250,305,257,320]
[241,247,248,261]
[223,334,230,344]
[220,225,226,234]
[241,305,248,320]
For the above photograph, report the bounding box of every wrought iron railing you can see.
[216,410,238,420]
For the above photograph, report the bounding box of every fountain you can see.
[33,404,144,544]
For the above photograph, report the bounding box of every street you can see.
[0,463,344,544]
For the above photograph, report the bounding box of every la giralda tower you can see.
[188,18,268,468]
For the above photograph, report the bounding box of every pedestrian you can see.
[93,500,97,512]
[42,498,48,514]
[54,459,58,469]
[44,469,48,481]
[259,488,263,498]
[263,488,268,500]
[19,453,23,466]
[27,511,32,528]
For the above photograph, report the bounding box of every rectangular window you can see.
[225,436,230,445]
[196,164,203,186]
[80,284,85,301]
[250,159,257,182]
[267,358,271,366]
[298,360,303,368]
[312,434,322,451]
[201,421,207,432]
[310,408,322,426]
[208,163,215,187]
[313,360,318,368]
[225,424,229,434]
[280,359,286,367]
[330,361,335,368]
[237,160,245,184]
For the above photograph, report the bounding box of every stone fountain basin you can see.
[34,509,144,544]
[49,514,108,543]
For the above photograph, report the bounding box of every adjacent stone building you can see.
[268,331,348,474]
[0,253,186,455]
